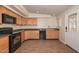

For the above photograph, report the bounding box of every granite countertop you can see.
[13,28,59,33]
[0,28,59,38]
[15,28,59,30]
[24,28,59,31]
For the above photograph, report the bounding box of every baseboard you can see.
[66,44,78,53]
[46,39,59,40]
[59,39,66,44]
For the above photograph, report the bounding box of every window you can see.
[68,13,77,32]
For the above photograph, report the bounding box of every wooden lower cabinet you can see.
[24,31,31,40]
[46,30,59,39]
[25,30,39,40]
[29,30,39,39]
[0,36,9,53]
[21,31,25,43]
[21,30,39,41]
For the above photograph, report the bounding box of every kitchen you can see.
[0,5,79,53]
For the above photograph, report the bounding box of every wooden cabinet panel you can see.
[46,30,59,39]
[21,17,26,25]
[0,6,7,13]
[5,8,14,16]
[0,6,17,24]
[21,31,26,42]
[0,36,9,53]
[26,18,37,25]
[25,31,31,40]
[21,18,37,25]
[16,15,22,25]
[21,31,31,42]
[23,30,39,40]
[30,31,39,39]
[23,18,27,25]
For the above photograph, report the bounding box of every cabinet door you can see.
[0,6,6,24]
[30,31,39,39]
[25,30,39,39]
[34,31,39,39]
[21,31,26,42]
[24,18,27,25]
[21,17,25,25]
[26,18,37,25]
[46,30,59,39]
[0,6,7,13]
[23,18,26,25]
[0,36,9,53]
[6,8,17,17]
[5,8,14,16]
[16,15,22,25]
[24,31,30,40]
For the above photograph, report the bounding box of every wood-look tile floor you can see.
[15,40,76,53]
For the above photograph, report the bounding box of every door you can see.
[65,13,79,52]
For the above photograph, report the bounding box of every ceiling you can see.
[5,5,73,17]
[23,5,73,15]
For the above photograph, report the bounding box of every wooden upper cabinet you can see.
[21,17,25,25]
[21,17,27,25]
[16,15,22,25]
[26,18,37,25]
[0,6,38,26]
[0,6,6,24]
[0,6,7,13]
[0,36,9,53]
[23,18,26,25]
[5,8,14,16]
[21,18,37,26]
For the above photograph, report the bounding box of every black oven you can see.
[9,32,21,53]
[2,14,16,24]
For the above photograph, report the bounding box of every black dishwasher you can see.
[39,30,46,40]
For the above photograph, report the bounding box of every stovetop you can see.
[0,27,13,35]
[13,29,24,34]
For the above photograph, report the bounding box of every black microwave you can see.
[2,14,16,24]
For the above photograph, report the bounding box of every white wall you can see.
[58,6,79,52]
[28,13,58,28]
[37,17,58,28]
